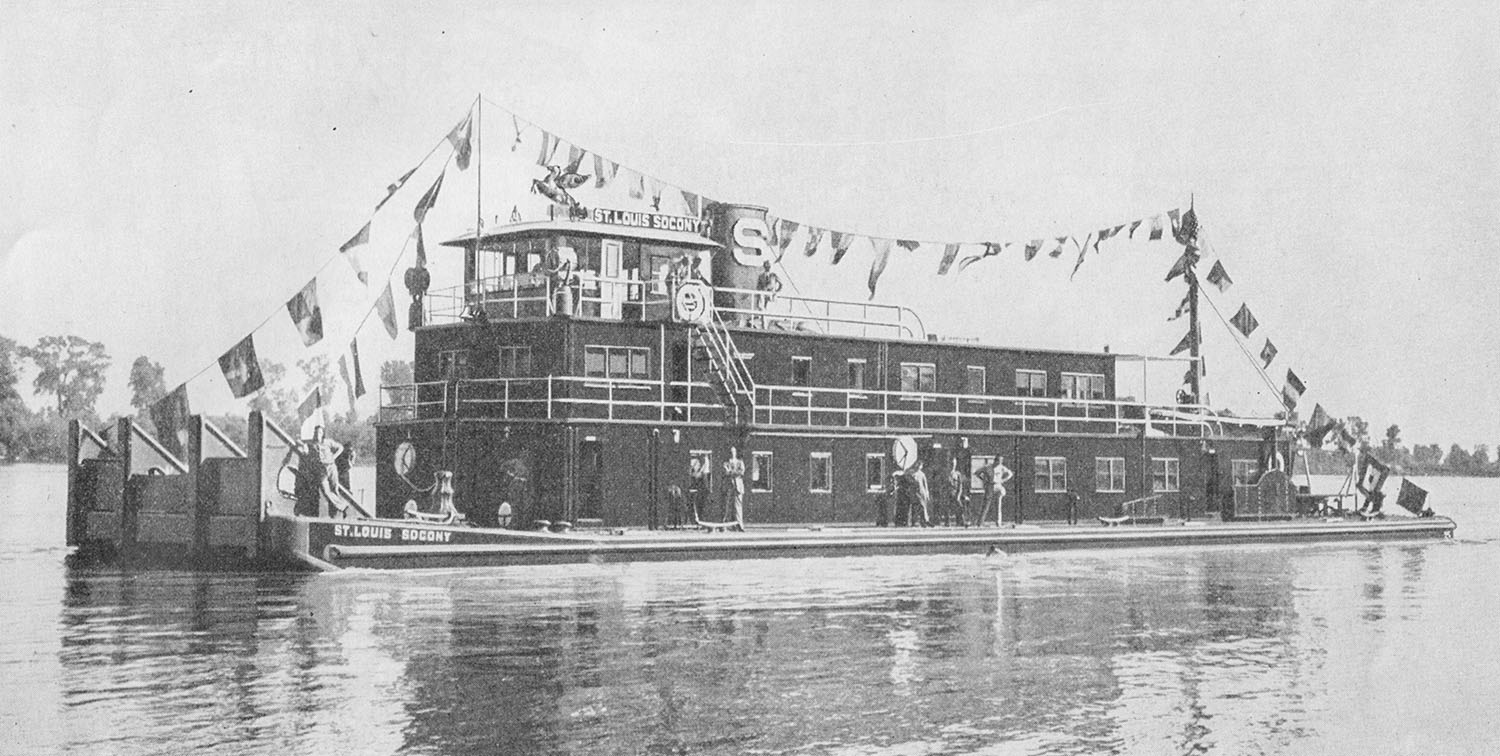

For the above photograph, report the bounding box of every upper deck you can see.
[432,213,927,341]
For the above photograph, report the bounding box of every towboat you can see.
[63,104,1456,571]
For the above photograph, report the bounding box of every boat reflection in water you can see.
[50,538,1449,756]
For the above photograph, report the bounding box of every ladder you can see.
[690,306,757,427]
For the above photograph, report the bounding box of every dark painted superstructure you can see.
[375,202,1283,531]
[56,201,1454,571]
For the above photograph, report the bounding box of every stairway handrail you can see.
[707,305,756,396]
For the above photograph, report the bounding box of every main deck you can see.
[271,512,1457,571]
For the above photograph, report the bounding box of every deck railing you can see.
[378,381,449,422]
[708,284,925,340]
[420,276,926,340]
[379,376,1237,438]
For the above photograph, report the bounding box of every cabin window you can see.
[1034,456,1067,492]
[865,453,888,492]
[583,345,651,380]
[809,452,832,493]
[1231,459,1261,486]
[751,451,773,492]
[899,362,936,393]
[645,246,690,296]
[1061,372,1107,400]
[964,366,986,395]
[1095,457,1126,492]
[438,350,470,380]
[1015,370,1047,397]
[1151,458,1181,492]
[792,356,812,387]
[564,235,603,272]
[496,346,532,377]
[969,455,997,493]
[480,237,549,282]
[847,359,866,391]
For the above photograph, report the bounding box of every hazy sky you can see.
[3,1,1496,447]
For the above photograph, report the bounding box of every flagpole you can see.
[1188,259,1201,403]
[1185,194,1202,405]
[471,94,483,285]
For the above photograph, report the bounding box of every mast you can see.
[1181,193,1202,406]
[469,95,483,286]
[1187,257,1201,403]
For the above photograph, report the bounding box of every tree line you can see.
[0,333,411,463]
[1317,415,1500,477]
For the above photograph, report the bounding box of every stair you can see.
[690,307,756,427]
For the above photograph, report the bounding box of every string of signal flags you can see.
[146,98,478,453]
[148,94,1319,449]
[1158,204,1308,418]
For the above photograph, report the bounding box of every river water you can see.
[1,464,1497,755]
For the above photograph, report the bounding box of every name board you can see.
[332,523,455,543]
[590,207,711,236]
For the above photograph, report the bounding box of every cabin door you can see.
[577,438,604,521]
[601,240,623,319]
[1231,458,1261,516]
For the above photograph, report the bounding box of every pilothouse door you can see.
[601,240,623,319]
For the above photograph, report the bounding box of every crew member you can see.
[755,261,782,327]
[906,464,931,527]
[688,454,711,523]
[335,445,355,492]
[286,426,344,518]
[946,457,970,527]
[878,469,899,527]
[722,447,747,531]
[975,457,1013,526]
[666,484,687,529]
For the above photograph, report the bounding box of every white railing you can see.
[711,284,926,340]
[420,276,927,340]
[379,381,449,421]
[424,272,670,324]
[379,376,1240,438]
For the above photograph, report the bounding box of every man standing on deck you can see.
[906,464,931,527]
[288,426,344,518]
[688,453,711,523]
[722,446,747,531]
[946,457,970,527]
[975,457,1013,526]
[754,262,782,327]
[931,459,952,526]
